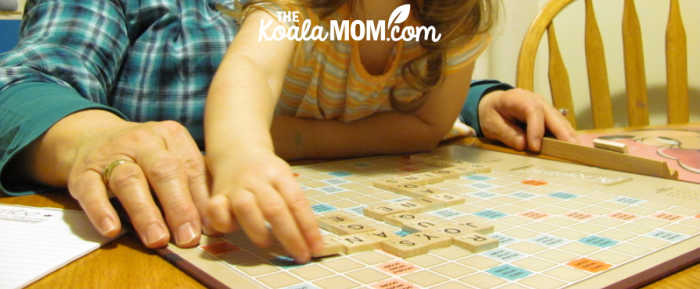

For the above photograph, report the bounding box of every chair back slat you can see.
[622,0,649,126]
[547,24,577,127]
[584,0,614,128]
[666,0,689,124]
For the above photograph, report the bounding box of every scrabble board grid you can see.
[161,145,700,289]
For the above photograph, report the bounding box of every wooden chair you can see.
[516,0,689,129]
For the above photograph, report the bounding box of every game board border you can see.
[156,247,231,289]
[602,243,700,289]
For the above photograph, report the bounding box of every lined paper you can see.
[0,204,117,289]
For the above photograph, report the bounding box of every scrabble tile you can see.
[429,167,462,180]
[454,233,499,252]
[400,216,446,232]
[381,237,432,258]
[405,232,452,249]
[384,212,421,226]
[319,213,375,235]
[394,200,430,213]
[389,183,427,197]
[336,234,382,254]
[364,203,410,220]
[334,222,377,235]
[428,224,474,237]
[373,178,403,191]
[452,216,495,234]
[313,236,345,257]
[398,174,435,185]
[363,230,398,242]
[426,193,465,206]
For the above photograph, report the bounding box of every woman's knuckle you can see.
[110,166,142,188]
[157,120,185,135]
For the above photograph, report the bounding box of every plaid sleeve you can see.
[0,0,129,102]
[0,0,129,195]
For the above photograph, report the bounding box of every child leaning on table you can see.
[203,0,576,263]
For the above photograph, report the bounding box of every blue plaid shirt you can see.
[0,0,501,195]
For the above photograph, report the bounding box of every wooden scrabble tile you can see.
[452,216,495,234]
[413,196,443,211]
[313,236,345,257]
[364,203,410,220]
[453,164,492,175]
[399,174,434,185]
[373,178,403,191]
[318,211,357,224]
[429,168,462,180]
[336,234,382,254]
[390,183,427,197]
[363,230,398,242]
[454,233,499,252]
[394,200,430,213]
[318,212,375,235]
[337,222,377,235]
[400,215,446,232]
[426,193,465,207]
[381,237,432,258]
[428,224,474,237]
[405,232,452,249]
[384,212,421,226]
[593,138,629,153]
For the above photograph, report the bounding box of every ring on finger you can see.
[103,159,135,184]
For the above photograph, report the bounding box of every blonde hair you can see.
[233,0,497,111]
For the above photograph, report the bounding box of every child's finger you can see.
[255,185,311,264]
[274,176,324,256]
[229,189,274,248]
[206,194,239,233]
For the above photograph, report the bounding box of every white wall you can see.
[474,0,700,129]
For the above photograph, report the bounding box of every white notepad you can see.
[0,204,118,289]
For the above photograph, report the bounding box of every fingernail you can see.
[99,217,116,235]
[176,222,197,245]
[146,223,167,245]
[296,251,311,264]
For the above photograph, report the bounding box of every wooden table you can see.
[2,131,699,289]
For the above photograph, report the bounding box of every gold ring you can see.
[103,159,133,184]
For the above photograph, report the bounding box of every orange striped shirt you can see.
[236,2,489,123]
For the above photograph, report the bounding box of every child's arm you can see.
[271,64,476,160]
[205,10,323,264]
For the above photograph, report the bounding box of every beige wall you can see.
[475,0,700,129]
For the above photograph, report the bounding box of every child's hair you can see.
[239,0,497,111]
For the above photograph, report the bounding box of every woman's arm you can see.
[271,64,476,160]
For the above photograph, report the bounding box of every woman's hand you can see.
[67,119,211,248]
[205,149,323,264]
[21,110,211,249]
[478,88,579,151]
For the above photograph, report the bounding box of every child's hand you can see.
[205,149,323,263]
[478,88,579,152]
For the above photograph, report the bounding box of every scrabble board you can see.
[159,145,700,289]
